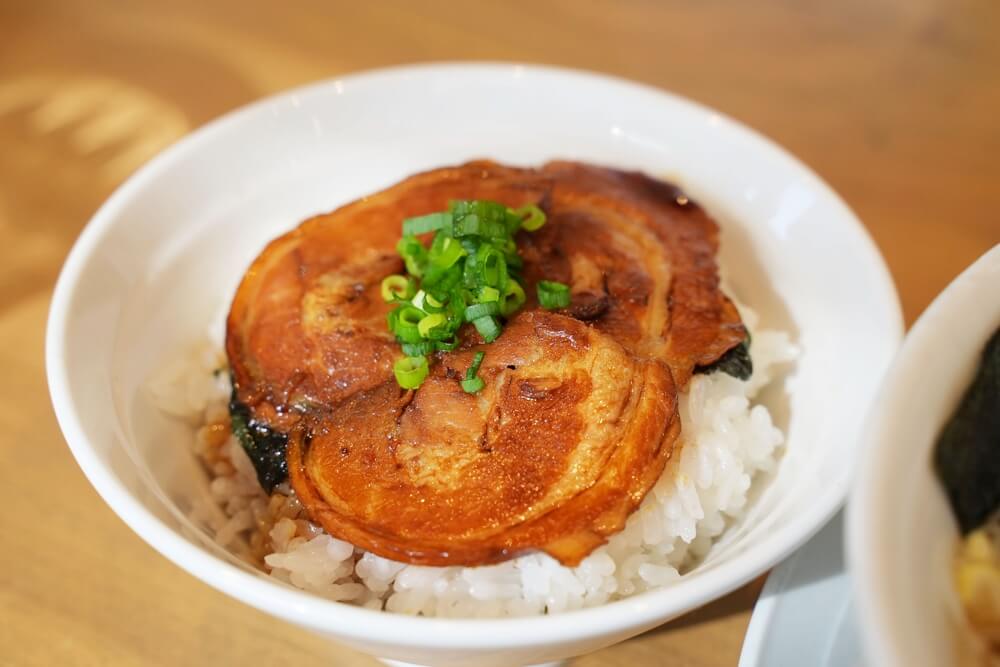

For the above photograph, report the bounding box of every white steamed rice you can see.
[148,305,796,618]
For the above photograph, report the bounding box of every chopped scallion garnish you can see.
[472,315,501,343]
[461,351,487,394]
[476,244,507,290]
[393,355,429,390]
[478,286,500,302]
[401,341,436,356]
[402,212,452,236]
[417,313,447,338]
[385,199,567,391]
[500,280,526,316]
[435,338,459,352]
[397,236,428,277]
[537,280,571,310]
[380,275,412,302]
[468,350,485,376]
[513,204,546,232]
[397,306,424,326]
[464,302,500,321]
[461,376,485,393]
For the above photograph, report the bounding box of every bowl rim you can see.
[847,244,1000,665]
[46,61,903,647]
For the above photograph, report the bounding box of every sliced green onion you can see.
[387,199,562,390]
[397,236,428,277]
[394,328,424,344]
[381,275,412,302]
[494,237,517,256]
[458,236,478,255]
[449,200,493,218]
[503,245,523,270]
[464,302,500,321]
[513,204,546,231]
[453,215,508,239]
[461,376,485,393]
[403,212,452,236]
[392,305,426,343]
[461,351,487,394]
[423,237,467,288]
[473,315,501,342]
[537,280,571,310]
[411,290,427,311]
[462,248,481,288]
[467,351,485,377]
[477,286,500,303]
[450,201,511,238]
[446,290,467,322]
[401,340,436,356]
[504,208,523,235]
[476,244,508,290]
[419,291,447,313]
[426,266,462,296]
[393,355,429,390]
[411,288,448,316]
[450,200,510,234]
[432,237,466,270]
[435,338,459,352]
[500,280,526,316]
[398,306,424,326]
[417,313,447,338]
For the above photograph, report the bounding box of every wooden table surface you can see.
[1,1,996,665]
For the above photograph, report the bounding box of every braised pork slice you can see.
[288,311,678,566]
[528,161,746,386]
[226,162,551,430]
[226,160,746,566]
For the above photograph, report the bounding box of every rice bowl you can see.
[46,63,902,666]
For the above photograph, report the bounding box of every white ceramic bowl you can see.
[46,63,902,667]
[849,244,1000,667]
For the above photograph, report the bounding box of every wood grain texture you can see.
[0,1,996,665]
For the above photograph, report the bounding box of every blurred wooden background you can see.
[0,1,996,665]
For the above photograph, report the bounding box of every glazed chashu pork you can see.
[226,161,746,566]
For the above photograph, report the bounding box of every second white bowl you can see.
[850,244,1000,667]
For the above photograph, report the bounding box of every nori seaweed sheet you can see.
[933,326,1000,534]
[228,387,288,493]
[695,336,753,381]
